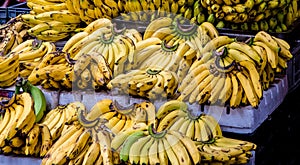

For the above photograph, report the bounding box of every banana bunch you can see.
[128,37,196,82]
[155,100,222,141]
[0,52,19,88]
[27,51,74,89]
[39,101,80,141]
[195,135,256,164]
[115,123,201,165]
[66,0,120,24]
[42,101,117,165]
[20,7,82,42]
[64,19,142,76]
[0,92,36,154]
[10,39,57,78]
[107,67,179,100]
[0,19,30,56]
[77,99,156,136]
[72,51,113,90]
[144,17,219,54]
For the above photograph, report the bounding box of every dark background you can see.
[223,84,300,165]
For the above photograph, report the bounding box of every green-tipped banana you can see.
[21,79,46,123]
[119,130,146,162]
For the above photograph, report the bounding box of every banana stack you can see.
[112,123,201,165]
[117,0,209,24]
[107,67,179,100]
[10,39,57,78]
[204,0,300,32]
[63,18,142,76]
[0,52,19,88]
[27,51,74,90]
[0,92,36,155]
[77,99,156,136]
[196,135,256,164]
[41,101,119,165]
[21,0,83,42]
[39,101,80,141]
[155,100,223,141]
[177,30,293,109]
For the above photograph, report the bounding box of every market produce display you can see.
[0,0,298,164]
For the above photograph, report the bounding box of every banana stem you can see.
[148,123,167,139]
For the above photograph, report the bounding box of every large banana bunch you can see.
[143,17,219,59]
[155,100,222,141]
[0,52,19,88]
[107,67,179,100]
[77,99,156,135]
[10,39,57,78]
[114,123,201,165]
[0,92,36,154]
[27,51,74,89]
[195,135,256,164]
[128,37,196,82]
[21,1,82,42]
[39,101,80,141]
[63,18,142,76]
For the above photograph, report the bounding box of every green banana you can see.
[119,130,146,162]
[21,79,47,123]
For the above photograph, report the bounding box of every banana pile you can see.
[205,0,300,32]
[0,52,19,88]
[63,18,142,76]
[21,0,83,42]
[0,93,37,155]
[177,30,293,108]
[10,39,57,78]
[156,100,223,141]
[107,67,179,100]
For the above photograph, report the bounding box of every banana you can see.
[236,70,259,108]
[253,31,281,52]
[199,21,219,39]
[82,141,101,165]
[238,60,263,99]
[128,135,152,164]
[201,35,235,54]
[5,103,24,140]
[50,109,66,141]
[251,44,268,75]
[66,130,91,160]
[166,132,192,164]
[14,93,36,131]
[34,10,81,24]
[182,71,213,103]
[120,130,146,162]
[156,100,188,120]
[156,109,187,132]
[143,17,173,39]
[0,52,19,74]
[253,41,278,69]
[8,136,24,148]
[24,124,40,155]
[201,114,223,137]
[62,31,89,52]
[39,124,53,158]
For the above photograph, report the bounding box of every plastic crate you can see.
[7,2,30,20]
[0,7,7,24]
